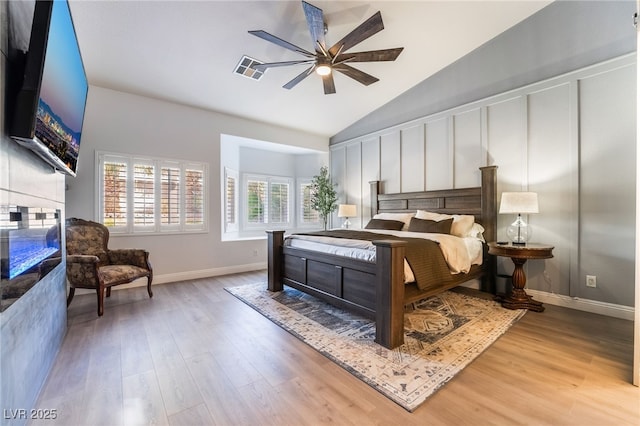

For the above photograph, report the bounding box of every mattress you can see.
[285,229,483,283]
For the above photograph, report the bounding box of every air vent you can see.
[234,55,265,81]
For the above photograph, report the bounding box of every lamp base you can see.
[341,218,351,229]
[507,215,531,245]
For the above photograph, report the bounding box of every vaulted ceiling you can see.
[69,1,552,138]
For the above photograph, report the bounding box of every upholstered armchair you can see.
[65,218,153,316]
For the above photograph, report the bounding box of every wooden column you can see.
[369,180,380,218]
[266,230,284,292]
[372,239,406,349]
[480,165,498,294]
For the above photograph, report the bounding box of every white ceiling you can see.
[69,1,552,138]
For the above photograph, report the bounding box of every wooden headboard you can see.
[369,166,497,242]
[369,166,498,291]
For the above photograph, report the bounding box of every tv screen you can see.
[10,0,88,177]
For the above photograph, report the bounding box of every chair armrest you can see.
[67,254,100,264]
[108,249,151,270]
[66,255,101,287]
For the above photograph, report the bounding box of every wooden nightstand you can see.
[488,242,554,312]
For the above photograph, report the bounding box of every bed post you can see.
[266,230,285,292]
[369,180,380,218]
[373,240,406,349]
[480,166,498,294]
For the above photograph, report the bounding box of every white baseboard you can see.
[526,289,634,321]
[75,262,267,294]
[77,265,634,321]
[459,280,633,321]
[151,262,267,285]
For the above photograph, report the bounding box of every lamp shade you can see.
[337,204,356,218]
[499,192,539,214]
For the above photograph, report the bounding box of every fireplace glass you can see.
[1,206,62,311]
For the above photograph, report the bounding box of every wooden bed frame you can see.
[266,166,497,349]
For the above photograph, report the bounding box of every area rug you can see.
[225,283,525,412]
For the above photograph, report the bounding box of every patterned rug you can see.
[225,283,525,412]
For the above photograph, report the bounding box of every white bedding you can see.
[285,229,483,282]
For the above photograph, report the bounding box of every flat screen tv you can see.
[10,0,88,177]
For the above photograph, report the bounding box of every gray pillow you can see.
[408,217,453,234]
[364,219,405,231]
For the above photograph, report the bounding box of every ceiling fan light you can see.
[316,64,331,76]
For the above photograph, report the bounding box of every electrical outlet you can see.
[252,249,258,257]
[586,275,597,288]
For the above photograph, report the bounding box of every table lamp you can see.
[337,204,356,229]
[499,192,538,245]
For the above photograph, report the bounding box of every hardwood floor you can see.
[30,271,638,425]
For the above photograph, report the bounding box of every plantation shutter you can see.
[300,182,319,223]
[161,166,181,226]
[225,168,238,232]
[247,179,267,224]
[269,181,289,224]
[133,162,155,228]
[97,152,208,234]
[102,159,128,228]
[185,167,204,226]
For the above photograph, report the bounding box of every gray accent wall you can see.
[1,2,68,425]
[328,0,637,312]
[331,1,636,144]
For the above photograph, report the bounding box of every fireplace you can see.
[1,206,62,311]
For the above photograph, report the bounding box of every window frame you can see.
[96,151,208,235]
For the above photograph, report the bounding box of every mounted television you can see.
[10,0,88,177]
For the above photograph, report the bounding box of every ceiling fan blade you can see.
[302,1,326,52]
[335,47,404,63]
[333,63,379,86]
[283,66,316,90]
[252,60,316,71]
[248,30,315,58]
[322,73,336,95]
[328,11,384,57]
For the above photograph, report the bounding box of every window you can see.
[97,152,207,234]
[161,165,180,227]
[185,167,205,226]
[298,179,320,226]
[243,174,292,229]
[133,163,154,227]
[224,168,238,232]
[103,160,127,228]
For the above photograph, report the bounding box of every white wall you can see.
[66,86,328,283]
[331,54,636,315]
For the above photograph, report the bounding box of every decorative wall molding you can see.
[329,52,637,315]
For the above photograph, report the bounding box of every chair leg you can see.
[97,286,105,316]
[106,287,111,298]
[147,276,153,298]
[67,288,75,307]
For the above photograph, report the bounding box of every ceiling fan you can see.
[248,1,404,95]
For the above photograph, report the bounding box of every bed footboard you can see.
[266,230,406,349]
[372,240,406,349]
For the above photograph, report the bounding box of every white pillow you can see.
[415,210,475,238]
[373,212,415,231]
[468,223,486,242]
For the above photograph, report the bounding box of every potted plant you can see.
[310,166,338,230]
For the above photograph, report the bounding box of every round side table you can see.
[488,242,554,312]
